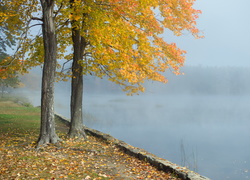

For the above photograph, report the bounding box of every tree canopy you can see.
[55,0,202,94]
[1,0,202,94]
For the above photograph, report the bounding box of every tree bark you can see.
[68,20,87,139]
[37,0,60,146]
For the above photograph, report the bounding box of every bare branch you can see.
[60,59,73,73]
[54,3,64,18]
[56,19,70,31]
[31,17,43,22]
[83,52,92,57]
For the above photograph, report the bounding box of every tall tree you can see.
[68,3,87,138]
[1,0,61,146]
[59,0,202,138]
[37,0,61,146]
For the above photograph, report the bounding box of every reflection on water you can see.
[82,94,250,180]
[180,139,198,172]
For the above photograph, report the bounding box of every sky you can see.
[168,0,250,67]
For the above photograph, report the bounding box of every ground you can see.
[0,99,182,180]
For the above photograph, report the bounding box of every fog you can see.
[15,66,250,180]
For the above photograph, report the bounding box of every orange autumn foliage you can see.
[57,0,202,94]
[1,0,202,94]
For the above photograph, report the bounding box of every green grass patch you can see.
[0,96,66,137]
[0,111,40,133]
[0,96,40,130]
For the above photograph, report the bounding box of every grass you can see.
[0,95,181,180]
[0,99,40,134]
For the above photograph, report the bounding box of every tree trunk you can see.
[37,0,60,146]
[68,21,87,139]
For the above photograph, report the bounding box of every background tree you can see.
[67,0,88,139]
[0,75,21,97]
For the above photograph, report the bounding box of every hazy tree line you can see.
[167,66,250,95]
[84,66,250,96]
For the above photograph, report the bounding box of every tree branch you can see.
[60,59,73,73]
[56,19,70,31]
[54,3,63,18]
[31,17,43,22]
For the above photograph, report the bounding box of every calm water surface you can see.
[82,94,250,180]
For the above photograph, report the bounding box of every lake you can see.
[79,93,250,180]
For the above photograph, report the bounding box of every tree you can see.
[37,0,61,146]
[1,0,61,146]
[68,1,87,138]
[58,0,202,138]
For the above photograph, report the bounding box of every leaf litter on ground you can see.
[0,100,181,180]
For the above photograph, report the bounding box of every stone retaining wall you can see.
[55,114,210,180]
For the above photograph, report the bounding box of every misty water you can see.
[21,66,250,180]
[80,93,250,180]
